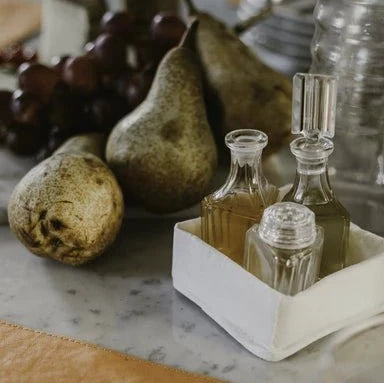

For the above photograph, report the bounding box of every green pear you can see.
[8,134,124,266]
[184,0,292,155]
[106,21,218,213]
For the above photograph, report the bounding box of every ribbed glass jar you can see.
[310,0,384,185]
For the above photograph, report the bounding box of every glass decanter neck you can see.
[213,130,272,202]
[226,148,264,191]
[230,147,262,165]
[290,158,333,205]
[223,129,268,192]
[289,138,334,205]
[290,136,334,175]
[296,157,328,175]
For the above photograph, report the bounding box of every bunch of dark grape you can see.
[0,10,186,158]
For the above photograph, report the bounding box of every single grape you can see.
[84,93,127,132]
[51,55,70,76]
[101,11,135,42]
[18,63,60,103]
[36,125,71,161]
[125,79,148,110]
[46,135,64,154]
[100,71,120,92]
[115,70,132,98]
[6,123,45,156]
[11,90,45,126]
[49,84,78,134]
[63,56,99,94]
[48,126,71,150]
[50,124,72,140]
[84,42,96,60]
[134,35,161,70]
[7,46,25,66]
[54,85,88,136]
[150,13,186,51]
[0,45,37,67]
[93,33,127,72]
[124,68,154,110]
[21,46,38,63]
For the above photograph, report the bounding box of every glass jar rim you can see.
[225,129,268,152]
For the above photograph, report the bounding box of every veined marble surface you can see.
[1,217,383,383]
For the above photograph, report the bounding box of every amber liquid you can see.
[201,188,278,265]
[283,194,350,277]
[307,201,350,277]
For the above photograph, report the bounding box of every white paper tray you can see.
[172,218,384,361]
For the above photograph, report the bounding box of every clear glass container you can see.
[311,0,384,186]
[310,0,347,75]
[283,73,350,278]
[201,129,278,265]
[244,202,324,296]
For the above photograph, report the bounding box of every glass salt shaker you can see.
[201,129,278,265]
[244,202,324,296]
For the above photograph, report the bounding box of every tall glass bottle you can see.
[283,73,350,278]
[311,0,384,186]
[201,129,278,265]
[310,0,384,238]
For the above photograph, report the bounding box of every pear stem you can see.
[179,18,199,50]
[233,1,273,35]
[183,0,198,15]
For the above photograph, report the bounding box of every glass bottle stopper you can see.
[258,202,317,250]
[292,73,338,142]
[225,129,268,166]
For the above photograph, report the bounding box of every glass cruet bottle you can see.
[201,129,278,265]
[283,73,350,278]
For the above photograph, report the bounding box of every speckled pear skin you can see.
[106,22,218,213]
[186,2,292,155]
[8,135,124,266]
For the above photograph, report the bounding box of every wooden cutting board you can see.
[0,320,226,383]
[0,0,41,50]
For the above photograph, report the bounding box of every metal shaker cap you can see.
[258,202,317,250]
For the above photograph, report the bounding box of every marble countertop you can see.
[1,215,384,383]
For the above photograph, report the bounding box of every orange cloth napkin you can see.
[0,0,41,50]
[0,320,226,383]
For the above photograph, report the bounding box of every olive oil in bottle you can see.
[201,129,278,265]
[283,73,350,277]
